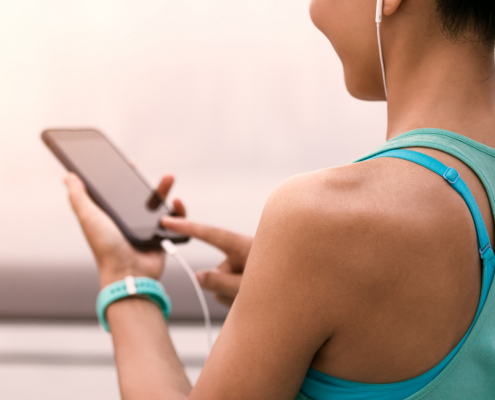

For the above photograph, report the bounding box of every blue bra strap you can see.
[365,149,495,311]
[366,149,494,261]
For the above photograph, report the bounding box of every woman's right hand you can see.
[161,215,253,307]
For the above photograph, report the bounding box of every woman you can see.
[63,0,495,399]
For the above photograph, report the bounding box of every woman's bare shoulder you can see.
[265,156,474,240]
[261,159,412,247]
[256,156,478,304]
[244,157,481,368]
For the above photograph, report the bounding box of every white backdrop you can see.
[0,0,387,271]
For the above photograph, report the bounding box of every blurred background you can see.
[0,0,386,398]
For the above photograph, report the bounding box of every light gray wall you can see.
[0,0,387,319]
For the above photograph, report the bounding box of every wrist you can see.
[96,276,172,332]
[99,268,137,289]
[97,259,163,289]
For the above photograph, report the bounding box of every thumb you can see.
[196,270,242,299]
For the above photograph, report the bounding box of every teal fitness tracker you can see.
[96,276,172,332]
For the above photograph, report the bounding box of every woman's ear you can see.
[383,0,402,16]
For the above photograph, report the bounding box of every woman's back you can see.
[296,129,495,398]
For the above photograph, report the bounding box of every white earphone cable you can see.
[377,22,388,99]
[161,239,213,351]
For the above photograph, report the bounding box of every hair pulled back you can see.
[436,0,495,45]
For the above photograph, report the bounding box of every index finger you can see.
[161,216,237,253]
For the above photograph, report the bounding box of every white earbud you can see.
[376,0,388,99]
[376,0,384,24]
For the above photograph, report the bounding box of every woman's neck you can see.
[385,38,495,145]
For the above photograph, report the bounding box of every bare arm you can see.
[65,172,345,399]
[107,298,191,400]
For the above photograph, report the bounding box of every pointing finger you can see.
[161,217,238,253]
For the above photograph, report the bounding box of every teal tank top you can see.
[296,128,495,400]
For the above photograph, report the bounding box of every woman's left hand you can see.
[64,172,185,289]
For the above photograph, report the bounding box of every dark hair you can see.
[436,0,495,45]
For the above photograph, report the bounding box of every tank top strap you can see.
[364,149,495,307]
[367,149,492,260]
